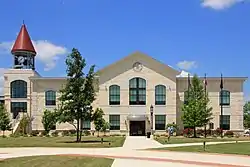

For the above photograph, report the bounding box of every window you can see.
[209,122,214,130]
[220,90,230,106]
[155,115,166,130]
[82,120,91,130]
[109,115,120,130]
[109,85,120,105]
[155,85,166,105]
[129,77,146,105]
[11,102,27,119]
[220,115,230,130]
[11,80,27,98]
[45,90,56,106]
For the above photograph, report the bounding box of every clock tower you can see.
[11,23,36,70]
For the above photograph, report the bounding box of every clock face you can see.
[133,62,143,72]
[18,56,25,64]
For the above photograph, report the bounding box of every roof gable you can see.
[97,51,180,84]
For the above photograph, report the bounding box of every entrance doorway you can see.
[129,121,145,136]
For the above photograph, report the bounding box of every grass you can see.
[155,136,250,144]
[154,142,250,155]
[0,136,125,148]
[0,155,113,167]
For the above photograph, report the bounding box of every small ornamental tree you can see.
[182,74,213,138]
[0,104,11,137]
[93,108,105,137]
[243,101,250,128]
[102,121,110,136]
[42,109,57,134]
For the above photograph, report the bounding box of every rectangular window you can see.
[220,90,230,106]
[109,115,120,130]
[11,102,27,119]
[82,120,91,130]
[155,115,166,130]
[220,115,230,130]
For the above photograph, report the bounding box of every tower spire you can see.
[11,23,36,54]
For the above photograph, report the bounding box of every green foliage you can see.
[243,101,250,128]
[102,121,110,136]
[19,114,32,135]
[0,104,11,137]
[57,48,96,142]
[42,109,57,134]
[93,108,105,137]
[181,74,213,137]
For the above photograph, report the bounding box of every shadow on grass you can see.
[61,140,111,144]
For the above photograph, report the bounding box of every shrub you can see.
[196,129,204,136]
[224,131,234,137]
[51,131,59,137]
[31,130,39,136]
[183,128,194,137]
[69,130,76,136]
[62,130,70,136]
[39,131,48,137]
[215,128,223,136]
[83,130,91,136]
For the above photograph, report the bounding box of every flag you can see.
[188,73,191,88]
[203,73,207,86]
[220,73,223,89]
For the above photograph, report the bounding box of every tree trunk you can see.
[76,118,80,142]
[193,126,196,138]
[204,125,207,138]
[79,118,83,142]
[2,131,4,137]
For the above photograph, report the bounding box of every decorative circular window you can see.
[133,62,143,72]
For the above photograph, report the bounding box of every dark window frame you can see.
[11,102,27,119]
[155,115,166,130]
[82,120,91,130]
[220,115,230,130]
[129,77,146,105]
[109,115,120,130]
[45,90,56,106]
[220,90,230,106]
[155,85,166,105]
[10,80,27,98]
[109,85,120,105]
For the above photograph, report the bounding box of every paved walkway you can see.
[0,137,250,167]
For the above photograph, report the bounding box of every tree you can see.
[0,104,11,137]
[243,101,250,128]
[182,74,213,138]
[42,109,57,134]
[93,108,105,137]
[102,121,110,136]
[57,48,96,142]
[19,114,32,135]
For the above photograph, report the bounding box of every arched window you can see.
[45,90,56,106]
[220,90,230,106]
[11,80,27,98]
[109,85,120,105]
[155,85,166,105]
[129,77,146,105]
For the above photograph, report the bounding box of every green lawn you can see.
[155,136,250,144]
[0,136,125,148]
[155,142,250,155]
[0,155,113,167]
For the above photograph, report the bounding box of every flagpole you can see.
[204,73,207,138]
[220,73,223,138]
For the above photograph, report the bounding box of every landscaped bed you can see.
[0,136,125,148]
[153,142,250,155]
[155,136,250,144]
[0,155,113,167]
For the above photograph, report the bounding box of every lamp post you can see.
[150,105,154,138]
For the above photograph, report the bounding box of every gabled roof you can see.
[11,24,36,54]
[97,51,180,84]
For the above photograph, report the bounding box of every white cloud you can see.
[0,40,68,71]
[176,70,193,78]
[177,60,197,70]
[0,68,6,95]
[201,0,244,10]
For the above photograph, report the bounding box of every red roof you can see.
[11,24,36,54]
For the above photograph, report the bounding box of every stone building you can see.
[3,24,247,135]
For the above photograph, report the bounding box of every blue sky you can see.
[0,0,250,98]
